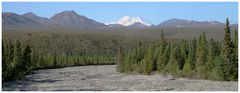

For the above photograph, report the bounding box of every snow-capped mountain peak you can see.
[107,16,151,26]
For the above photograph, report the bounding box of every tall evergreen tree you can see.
[143,46,154,75]
[207,39,215,70]
[177,40,187,70]
[116,47,124,72]
[196,32,208,79]
[230,29,238,80]
[222,18,234,80]
[183,41,195,78]
[21,45,32,74]
[157,30,167,72]
[12,40,23,79]
[165,43,179,76]
[190,38,197,70]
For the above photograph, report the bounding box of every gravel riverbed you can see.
[2,65,238,91]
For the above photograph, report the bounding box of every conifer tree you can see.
[143,46,154,75]
[207,39,215,70]
[222,18,233,80]
[183,42,194,77]
[177,40,187,70]
[116,47,124,72]
[196,32,208,79]
[12,40,23,79]
[231,29,238,80]
[157,44,169,72]
[183,61,192,78]
[21,45,32,74]
[157,30,167,72]
[165,43,178,76]
[190,38,197,70]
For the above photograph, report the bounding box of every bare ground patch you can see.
[2,65,237,91]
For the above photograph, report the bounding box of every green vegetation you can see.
[3,29,153,81]
[3,40,32,81]
[117,18,238,81]
[2,39,115,81]
[2,18,238,82]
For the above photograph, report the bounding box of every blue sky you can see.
[2,2,238,25]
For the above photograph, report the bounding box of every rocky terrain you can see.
[2,65,238,91]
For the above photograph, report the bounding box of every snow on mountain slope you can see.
[107,16,151,26]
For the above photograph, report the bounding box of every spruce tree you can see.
[177,40,187,70]
[21,45,32,74]
[188,38,197,71]
[222,18,233,80]
[232,29,238,80]
[157,45,169,72]
[207,39,215,70]
[183,60,192,78]
[196,32,208,79]
[116,47,124,72]
[157,30,167,72]
[12,40,23,79]
[230,29,238,80]
[183,42,194,78]
[165,43,178,76]
[143,46,154,75]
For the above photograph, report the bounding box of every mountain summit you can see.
[107,16,151,26]
[22,12,50,25]
[50,10,106,28]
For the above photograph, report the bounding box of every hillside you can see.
[3,11,237,30]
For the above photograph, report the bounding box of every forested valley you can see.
[2,18,238,82]
[117,18,238,81]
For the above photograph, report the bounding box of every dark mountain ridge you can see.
[157,18,225,28]
[50,11,106,28]
[2,11,238,30]
[3,12,43,29]
[22,12,51,26]
[3,11,107,29]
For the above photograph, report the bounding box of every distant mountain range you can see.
[157,18,225,28]
[3,11,106,29]
[2,10,237,30]
[3,12,43,28]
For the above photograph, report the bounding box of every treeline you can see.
[31,52,114,69]
[2,41,115,81]
[3,29,152,81]
[117,18,238,81]
[3,31,137,81]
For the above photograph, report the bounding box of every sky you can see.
[2,2,238,25]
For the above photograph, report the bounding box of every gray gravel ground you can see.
[2,65,238,91]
